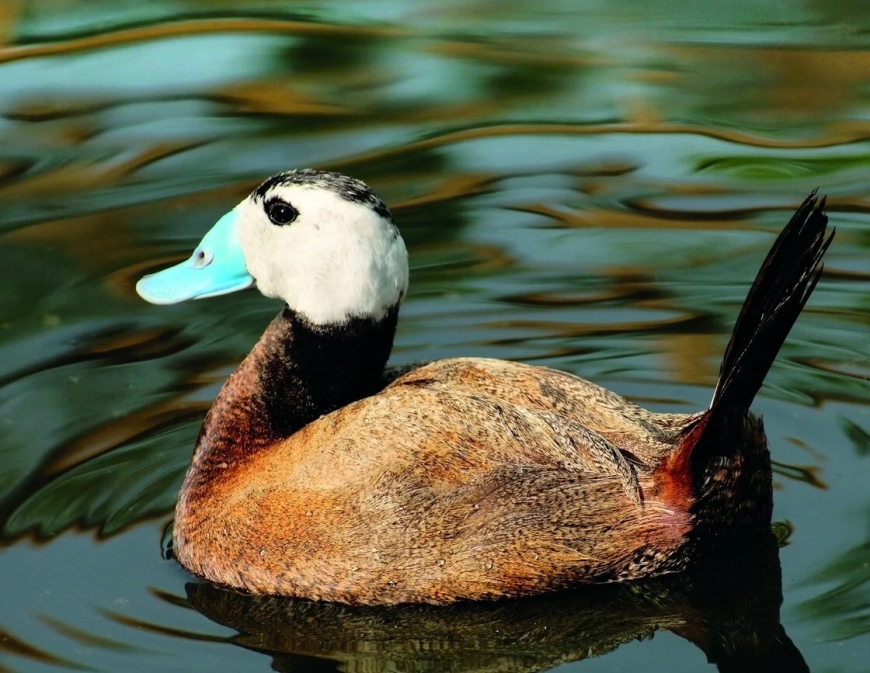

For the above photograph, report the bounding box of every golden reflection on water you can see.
[669,44,870,120]
[0,16,403,65]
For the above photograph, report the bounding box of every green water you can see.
[1,1,869,671]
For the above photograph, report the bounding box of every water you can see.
[1,1,869,671]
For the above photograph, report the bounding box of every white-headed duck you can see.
[137,170,831,605]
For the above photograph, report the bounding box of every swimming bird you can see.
[136,170,831,605]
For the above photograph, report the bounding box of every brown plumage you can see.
[142,173,831,606]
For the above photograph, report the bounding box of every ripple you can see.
[1,2,869,670]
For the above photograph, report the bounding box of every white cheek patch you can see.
[235,187,409,325]
[236,210,281,299]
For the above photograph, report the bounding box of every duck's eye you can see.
[265,199,298,226]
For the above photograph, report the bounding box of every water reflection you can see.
[2,1,870,671]
[177,533,806,673]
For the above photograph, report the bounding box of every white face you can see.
[235,176,409,325]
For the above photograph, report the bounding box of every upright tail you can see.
[658,193,833,500]
[708,191,832,418]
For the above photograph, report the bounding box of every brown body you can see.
[175,351,768,605]
[171,191,829,605]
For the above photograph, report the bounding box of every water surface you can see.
[2,1,870,671]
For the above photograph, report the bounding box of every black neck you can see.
[257,305,399,437]
[185,305,398,489]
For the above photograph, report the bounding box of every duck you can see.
[136,169,832,606]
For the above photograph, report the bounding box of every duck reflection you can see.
[185,531,807,673]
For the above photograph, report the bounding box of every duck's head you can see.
[136,169,408,324]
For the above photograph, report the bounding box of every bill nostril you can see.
[191,248,214,269]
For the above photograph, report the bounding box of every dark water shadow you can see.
[184,532,807,673]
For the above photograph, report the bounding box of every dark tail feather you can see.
[657,193,833,501]
[709,191,833,416]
